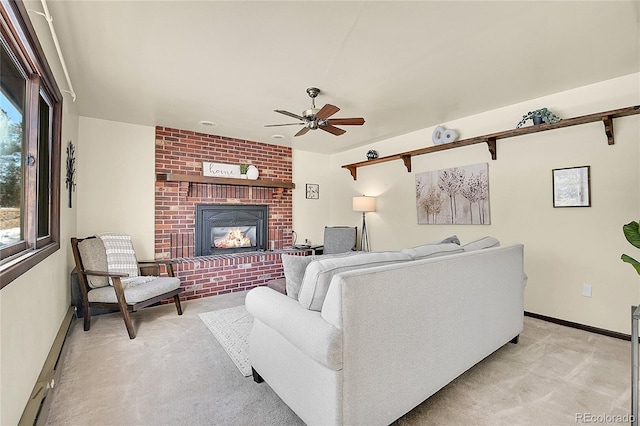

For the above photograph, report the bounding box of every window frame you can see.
[0,0,62,288]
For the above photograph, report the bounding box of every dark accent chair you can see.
[321,226,357,254]
[70,236,183,339]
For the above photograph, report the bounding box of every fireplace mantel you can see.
[156,173,295,189]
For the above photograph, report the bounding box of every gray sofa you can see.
[245,239,526,425]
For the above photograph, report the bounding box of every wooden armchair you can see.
[70,235,183,339]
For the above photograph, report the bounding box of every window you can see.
[0,0,62,288]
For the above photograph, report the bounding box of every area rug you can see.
[199,305,253,377]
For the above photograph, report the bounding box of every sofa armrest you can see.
[245,287,343,370]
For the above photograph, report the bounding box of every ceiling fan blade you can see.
[320,124,346,136]
[264,123,304,127]
[326,117,365,126]
[315,104,340,120]
[275,110,305,121]
[294,127,310,137]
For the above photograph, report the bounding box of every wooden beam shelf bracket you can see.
[346,166,357,181]
[401,154,412,172]
[602,115,614,145]
[486,138,497,160]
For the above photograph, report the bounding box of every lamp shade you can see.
[352,196,376,212]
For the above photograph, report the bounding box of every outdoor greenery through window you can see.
[0,0,62,287]
[0,42,24,248]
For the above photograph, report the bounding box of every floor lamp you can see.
[352,196,376,252]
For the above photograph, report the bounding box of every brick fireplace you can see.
[155,126,300,300]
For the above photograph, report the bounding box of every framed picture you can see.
[415,163,490,224]
[553,166,591,207]
[306,183,319,199]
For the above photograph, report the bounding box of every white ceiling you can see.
[32,1,640,154]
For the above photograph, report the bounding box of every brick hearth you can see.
[155,126,297,300]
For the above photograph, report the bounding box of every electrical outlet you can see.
[582,283,592,297]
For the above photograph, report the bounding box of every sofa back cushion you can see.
[298,251,412,311]
[429,235,460,245]
[463,236,500,251]
[282,251,360,300]
[401,242,464,260]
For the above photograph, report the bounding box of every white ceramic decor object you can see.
[432,125,458,145]
[246,165,259,180]
[443,129,458,143]
[432,126,445,145]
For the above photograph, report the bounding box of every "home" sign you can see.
[202,162,241,178]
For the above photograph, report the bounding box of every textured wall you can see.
[154,126,296,299]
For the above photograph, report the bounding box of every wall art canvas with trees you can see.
[415,163,490,225]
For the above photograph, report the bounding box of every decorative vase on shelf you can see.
[246,165,259,180]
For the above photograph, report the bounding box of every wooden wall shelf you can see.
[342,105,640,180]
[156,173,295,189]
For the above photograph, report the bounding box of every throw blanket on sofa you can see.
[97,233,157,287]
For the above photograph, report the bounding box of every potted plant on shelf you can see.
[240,164,248,179]
[516,107,561,128]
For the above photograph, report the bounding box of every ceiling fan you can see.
[265,87,365,137]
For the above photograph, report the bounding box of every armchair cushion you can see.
[77,238,109,288]
[98,233,139,280]
[88,277,181,304]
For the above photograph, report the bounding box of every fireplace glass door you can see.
[195,204,268,256]
[212,226,256,249]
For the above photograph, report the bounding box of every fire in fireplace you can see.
[195,204,268,256]
[213,227,254,248]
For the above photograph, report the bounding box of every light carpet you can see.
[199,305,253,377]
[44,291,632,426]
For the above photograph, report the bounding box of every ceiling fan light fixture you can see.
[303,108,319,118]
[265,87,365,137]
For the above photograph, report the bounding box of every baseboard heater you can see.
[18,306,75,426]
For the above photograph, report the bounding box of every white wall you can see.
[77,117,156,259]
[315,73,639,334]
[291,150,332,246]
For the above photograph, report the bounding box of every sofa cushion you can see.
[430,235,461,245]
[463,236,500,251]
[77,238,110,288]
[298,251,412,311]
[281,254,313,299]
[281,251,360,300]
[401,242,464,260]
